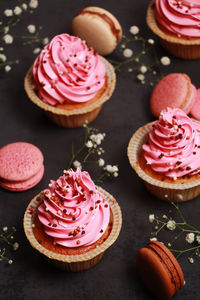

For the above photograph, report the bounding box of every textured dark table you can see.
[1,0,200,299]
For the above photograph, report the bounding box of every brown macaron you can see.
[136,241,185,300]
[72,6,122,56]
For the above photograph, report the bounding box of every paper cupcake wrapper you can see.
[23,186,122,271]
[24,56,116,117]
[127,122,200,202]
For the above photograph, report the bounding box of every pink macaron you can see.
[190,88,200,121]
[0,142,44,191]
[150,73,197,117]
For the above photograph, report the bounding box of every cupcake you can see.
[24,33,116,127]
[23,168,122,271]
[127,107,200,202]
[146,0,200,59]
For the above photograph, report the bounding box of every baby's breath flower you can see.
[149,214,155,223]
[33,48,41,54]
[42,37,49,45]
[150,237,157,241]
[5,65,11,72]
[140,65,147,73]
[104,165,113,173]
[98,158,105,167]
[29,0,38,9]
[4,9,13,17]
[160,56,171,66]
[129,25,139,35]
[123,48,133,58]
[148,39,154,44]
[8,259,13,265]
[3,227,8,232]
[166,220,176,231]
[196,235,200,244]
[0,54,7,62]
[188,257,194,264]
[21,3,28,10]
[128,68,133,72]
[14,6,22,15]
[185,233,195,244]
[4,27,9,34]
[113,172,118,177]
[13,242,19,251]
[137,74,145,81]
[162,215,168,219]
[3,34,13,44]
[73,160,82,169]
[85,140,93,148]
[27,24,36,34]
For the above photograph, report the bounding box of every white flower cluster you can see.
[160,56,171,66]
[149,214,155,223]
[73,160,82,170]
[27,24,36,34]
[185,232,200,244]
[85,133,105,152]
[166,220,176,231]
[104,165,119,177]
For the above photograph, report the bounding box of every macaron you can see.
[137,241,185,300]
[150,73,197,117]
[0,142,44,192]
[72,6,122,56]
[190,88,200,121]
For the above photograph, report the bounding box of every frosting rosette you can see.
[37,168,110,247]
[143,107,200,179]
[155,0,200,38]
[32,33,106,106]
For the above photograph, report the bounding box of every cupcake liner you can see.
[127,122,200,202]
[146,1,200,59]
[24,56,116,127]
[23,186,122,272]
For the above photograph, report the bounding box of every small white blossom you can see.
[0,54,7,62]
[160,56,171,66]
[73,160,82,169]
[90,133,104,145]
[3,34,13,44]
[112,166,119,172]
[123,48,133,58]
[13,242,19,251]
[148,39,155,44]
[140,65,147,73]
[129,25,139,35]
[128,68,133,72]
[5,65,11,72]
[196,235,200,244]
[185,233,195,244]
[137,74,145,81]
[0,47,4,51]
[33,47,41,54]
[42,37,49,45]
[105,165,113,173]
[27,24,36,34]
[29,0,38,9]
[149,214,155,223]
[4,9,13,17]
[3,226,8,232]
[166,220,176,231]
[14,6,22,15]
[8,259,13,265]
[98,158,105,167]
[4,26,9,34]
[86,140,93,148]
[188,257,194,264]
[22,3,28,10]
[113,172,118,177]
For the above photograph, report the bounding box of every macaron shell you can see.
[137,241,184,300]
[72,6,122,56]
[0,142,44,182]
[183,84,197,114]
[0,164,44,191]
[190,88,200,120]
[150,73,191,117]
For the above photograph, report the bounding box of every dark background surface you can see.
[1,0,200,299]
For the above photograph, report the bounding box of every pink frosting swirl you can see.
[143,108,200,179]
[32,33,106,106]
[37,168,110,248]
[155,0,200,37]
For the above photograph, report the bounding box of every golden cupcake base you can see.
[24,56,116,128]
[146,0,200,60]
[23,186,122,271]
[127,122,200,202]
